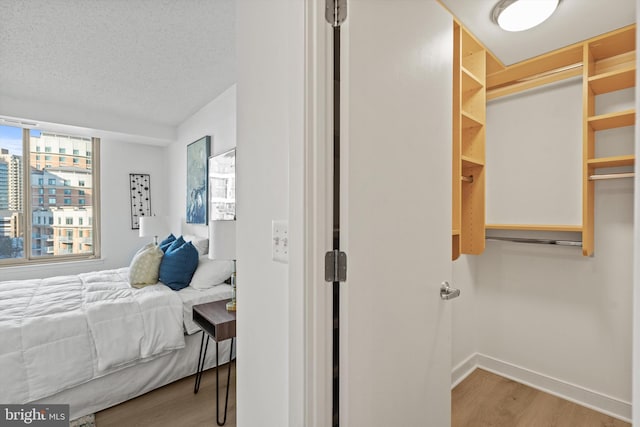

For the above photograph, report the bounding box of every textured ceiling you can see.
[0,0,235,130]
[440,0,636,66]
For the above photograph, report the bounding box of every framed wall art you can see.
[129,173,151,229]
[186,135,211,224]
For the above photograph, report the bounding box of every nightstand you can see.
[193,299,236,426]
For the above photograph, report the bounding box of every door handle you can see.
[440,282,461,300]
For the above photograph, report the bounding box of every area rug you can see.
[69,414,96,427]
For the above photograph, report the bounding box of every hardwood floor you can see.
[452,368,630,427]
[97,364,627,427]
[96,363,236,427]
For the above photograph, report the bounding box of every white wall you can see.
[166,85,236,234]
[465,82,634,419]
[236,1,304,426]
[1,137,168,281]
[451,256,478,382]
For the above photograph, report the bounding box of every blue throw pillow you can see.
[159,234,176,253]
[166,236,185,253]
[159,241,199,290]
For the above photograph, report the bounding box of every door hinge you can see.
[325,0,347,27]
[325,250,347,282]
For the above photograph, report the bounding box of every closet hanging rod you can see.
[589,172,635,181]
[461,175,474,183]
[486,236,582,247]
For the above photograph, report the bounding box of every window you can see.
[0,125,100,264]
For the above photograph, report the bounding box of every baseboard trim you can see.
[470,353,632,423]
[451,353,478,389]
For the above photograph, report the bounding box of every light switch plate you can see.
[272,220,289,263]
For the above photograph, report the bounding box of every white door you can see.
[340,1,453,426]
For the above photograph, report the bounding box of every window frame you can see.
[0,129,101,266]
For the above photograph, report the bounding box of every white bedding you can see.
[177,284,233,334]
[0,267,229,404]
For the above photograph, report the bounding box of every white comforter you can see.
[0,268,185,403]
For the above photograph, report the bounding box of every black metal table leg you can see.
[216,337,235,426]
[194,330,209,393]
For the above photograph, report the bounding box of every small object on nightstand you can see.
[210,220,236,311]
[226,269,236,311]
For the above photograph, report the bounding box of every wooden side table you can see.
[193,299,236,426]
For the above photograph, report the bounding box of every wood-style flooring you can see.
[96,364,628,427]
[96,363,236,427]
[452,368,630,427]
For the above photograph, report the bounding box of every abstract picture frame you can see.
[186,136,211,224]
[129,173,151,229]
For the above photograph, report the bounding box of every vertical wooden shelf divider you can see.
[452,22,486,260]
[582,26,636,256]
[452,22,462,260]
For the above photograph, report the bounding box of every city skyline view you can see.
[0,125,40,155]
[0,125,95,260]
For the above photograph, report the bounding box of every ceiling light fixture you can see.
[491,0,560,32]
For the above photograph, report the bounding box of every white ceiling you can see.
[0,0,635,143]
[0,0,235,132]
[440,0,636,66]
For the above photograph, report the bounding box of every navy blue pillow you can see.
[166,236,185,253]
[159,241,199,290]
[159,234,176,253]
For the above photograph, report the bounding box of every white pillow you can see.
[183,234,209,256]
[190,256,234,289]
[129,243,164,288]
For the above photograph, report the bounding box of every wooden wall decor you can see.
[129,173,151,230]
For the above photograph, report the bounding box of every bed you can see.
[0,234,234,420]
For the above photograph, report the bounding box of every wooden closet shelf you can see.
[461,67,484,91]
[587,154,635,168]
[452,229,461,236]
[588,65,635,94]
[461,111,484,129]
[589,25,636,60]
[587,109,635,130]
[461,155,484,168]
[486,224,583,232]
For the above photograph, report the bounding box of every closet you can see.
[452,22,636,258]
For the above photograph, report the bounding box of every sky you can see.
[0,125,41,155]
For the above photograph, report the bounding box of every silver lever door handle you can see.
[440,282,461,300]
